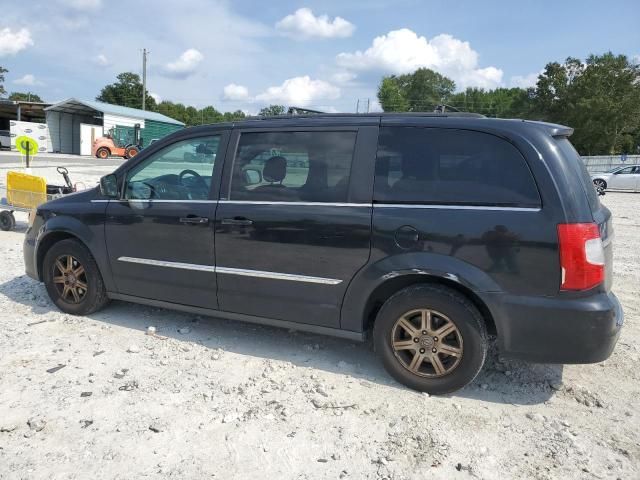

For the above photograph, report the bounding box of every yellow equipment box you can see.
[6,171,48,209]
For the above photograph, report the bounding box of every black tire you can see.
[373,284,488,395]
[96,147,110,159]
[125,146,139,159]
[43,238,109,315]
[593,179,607,190]
[0,211,15,231]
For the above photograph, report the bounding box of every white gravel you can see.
[0,161,638,479]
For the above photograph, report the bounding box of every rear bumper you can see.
[489,291,623,363]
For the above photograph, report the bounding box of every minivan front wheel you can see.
[374,285,488,394]
[43,239,109,315]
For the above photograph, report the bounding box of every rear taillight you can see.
[557,223,605,291]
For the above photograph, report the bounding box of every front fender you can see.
[340,252,503,333]
[35,214,115,292]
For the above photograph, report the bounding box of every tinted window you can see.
[556,138,600,212]
[125,135,220,200]
[375,127,540,207]
[229,131,356,202]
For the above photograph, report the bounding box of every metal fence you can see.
[580,155,640,173]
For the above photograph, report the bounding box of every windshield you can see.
[606,166,622,173]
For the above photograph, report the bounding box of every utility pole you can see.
[142,48,148,111]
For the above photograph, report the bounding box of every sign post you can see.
[16,136,39,170]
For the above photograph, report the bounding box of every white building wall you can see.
[103,113,145,131]
[9,120,52,153]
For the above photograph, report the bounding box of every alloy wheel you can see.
[52,255,88,304]
[390,308,463,377]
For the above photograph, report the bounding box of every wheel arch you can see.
[34,215,114,292]
[340,252,503,339]
[361,274,497,337]
[36,231,88,280]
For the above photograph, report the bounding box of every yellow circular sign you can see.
[16,136,39,156]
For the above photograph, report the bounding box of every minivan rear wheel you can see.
[43,239,109,315]
[374,284,488,394]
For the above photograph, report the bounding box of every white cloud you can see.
[149,92,162,103]
[163,48,204,78]
[336,28,503,89]
[92,53,111,66]
[510,72,539,88]
[0,27,34,57]
[13,74,43,86]
[330,71,357,85]
[223,83,250,101]
[254,76,340,106]
[59,0,102,11]
[276,8,355,39]
[632,54,640,65]
[224,76,341,107]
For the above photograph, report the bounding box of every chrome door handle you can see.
[221,217,253,226]
[180,216,209,224]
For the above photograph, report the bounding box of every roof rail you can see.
[246,111,486,121]
[287,106,325,115]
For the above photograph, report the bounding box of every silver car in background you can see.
[592,165,640,192]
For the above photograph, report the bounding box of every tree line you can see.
[377,53,640,155]
[2,51,639,154]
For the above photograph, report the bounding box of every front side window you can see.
[125,136,221,200]
[229,131,357,202]
[374,127,541,207]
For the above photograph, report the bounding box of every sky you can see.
[1,0,639,114]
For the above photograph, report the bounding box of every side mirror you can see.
[99,174,119,198]
[244,168,262,185]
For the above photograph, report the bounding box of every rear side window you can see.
[229,131,356,202]
[556,137,600,212]
[374,127,541,207]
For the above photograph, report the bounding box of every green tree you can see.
[448,87,533,118]
[378,77,408,112]
[0,66,7,97]
[377,68,456,112]
[96,72,156,110]
[531,53,640,155]
[258,105,286,116]
[154,100,245,126]
[8,92,44,102]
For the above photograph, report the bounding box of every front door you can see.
[105,132,227,309]
[214,128,374,328]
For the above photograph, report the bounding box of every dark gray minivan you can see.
[24,113,622,394]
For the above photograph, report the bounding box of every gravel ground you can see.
[0,161,638,479]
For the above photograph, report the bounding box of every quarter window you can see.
[229,131,357,202]
[375,127,540,207]
[125,136,221,200]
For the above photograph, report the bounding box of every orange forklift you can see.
[92,124,141,159]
